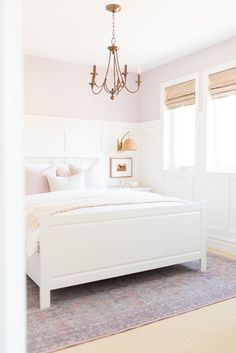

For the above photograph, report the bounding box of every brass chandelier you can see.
[89,4,142,100]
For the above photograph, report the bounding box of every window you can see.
[163,78,196,172]
[207,67,236,173]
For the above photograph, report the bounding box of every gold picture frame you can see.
[110,158,133,178]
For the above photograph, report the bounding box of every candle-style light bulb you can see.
[137,66,141,75]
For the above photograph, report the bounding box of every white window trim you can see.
[201,60,236,179]
[160,73,199,176]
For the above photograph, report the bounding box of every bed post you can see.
[39,216,51,309]
[200,200,207,272]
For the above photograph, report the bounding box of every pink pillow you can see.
[69,161,106,189]
[56,164,72,177]
[25,164,57,195]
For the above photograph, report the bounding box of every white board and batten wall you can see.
[25,107,236,256]
[24,115,141,187]
[139,72,236,256]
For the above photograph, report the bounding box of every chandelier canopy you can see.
[89,4,142,100]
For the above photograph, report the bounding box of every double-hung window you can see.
[207,67,236,173]
[163,78,196,172]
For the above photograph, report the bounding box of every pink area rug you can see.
[27,253,236,353]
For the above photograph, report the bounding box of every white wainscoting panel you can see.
[139,121,162,192]
[24,115,141,187]
[24,125,65,156]
[194,178,229,232]
[164,175,194,201]
[229,180,236,234]
[65,128,102,154]
[139,119,236,255]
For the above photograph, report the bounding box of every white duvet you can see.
[25,189,187,257]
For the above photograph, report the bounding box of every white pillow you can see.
[47,173,85,192]
[69,160,106,189]
[56,163,71,177]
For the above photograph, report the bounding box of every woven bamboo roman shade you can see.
[165,79,195,110]
[209,67,236,99]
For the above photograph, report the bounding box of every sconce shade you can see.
[121,137,137,151]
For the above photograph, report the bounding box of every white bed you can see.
[26,187,207,309]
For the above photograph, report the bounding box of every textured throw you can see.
[26,193,185,231]
[27,253,236,353]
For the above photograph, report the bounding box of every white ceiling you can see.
[24,0,236,72]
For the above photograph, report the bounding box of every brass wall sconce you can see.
[117,131,137,152]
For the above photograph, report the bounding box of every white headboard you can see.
[24,155,102,168]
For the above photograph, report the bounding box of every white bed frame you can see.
[27,200,207,309]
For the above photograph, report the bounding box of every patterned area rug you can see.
[27,253,236,353]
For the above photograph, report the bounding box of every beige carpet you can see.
[55,251,236,353]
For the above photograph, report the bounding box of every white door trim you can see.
[0,1,25,352]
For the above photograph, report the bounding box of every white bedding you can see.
[25,189,188,257]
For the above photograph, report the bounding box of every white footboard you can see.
[27,201,207,309]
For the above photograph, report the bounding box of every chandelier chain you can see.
[111,12,116,45]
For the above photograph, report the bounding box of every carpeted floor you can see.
[27,253,236,353]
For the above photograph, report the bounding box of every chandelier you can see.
[89,4,142,100]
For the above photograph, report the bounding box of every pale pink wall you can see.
[25,37,236,123]
[138,37,236,121]
[25,56,139,122]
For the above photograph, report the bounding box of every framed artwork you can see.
[110,158,133,178]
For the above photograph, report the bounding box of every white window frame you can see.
[161,73,199,176]
[202,60,236,179]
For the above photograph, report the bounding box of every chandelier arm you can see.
[115,50,140,93]
[92,50,112,91]
[100,50,113,94]
[113,51,122,94]
[115,51,127,87]
[90,76,105,89]
[104,81,112,94]
[104,77,115,95]
[114,52,121,97]
[123,84,140,94]
[116,76,123,94]
[90,77,106,89]
[114,51,124,92]
[113,51,116,95]
[112,55,123,96]
[103,50,112,84]
[122,74,127,86]
[90,76,105,90]
[90,82,106,94]
[104,78,112,94]
[93,81,105,88]
[117,72,127,93]
[90,86,105,95]
[117,80,122,93]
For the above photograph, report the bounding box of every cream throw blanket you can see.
[26,192,186,232]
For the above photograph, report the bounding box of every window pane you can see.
[218,97,236,168]
[207,95,236,172]
[172,105,195,168]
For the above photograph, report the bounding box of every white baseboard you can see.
[207,233,236,256]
